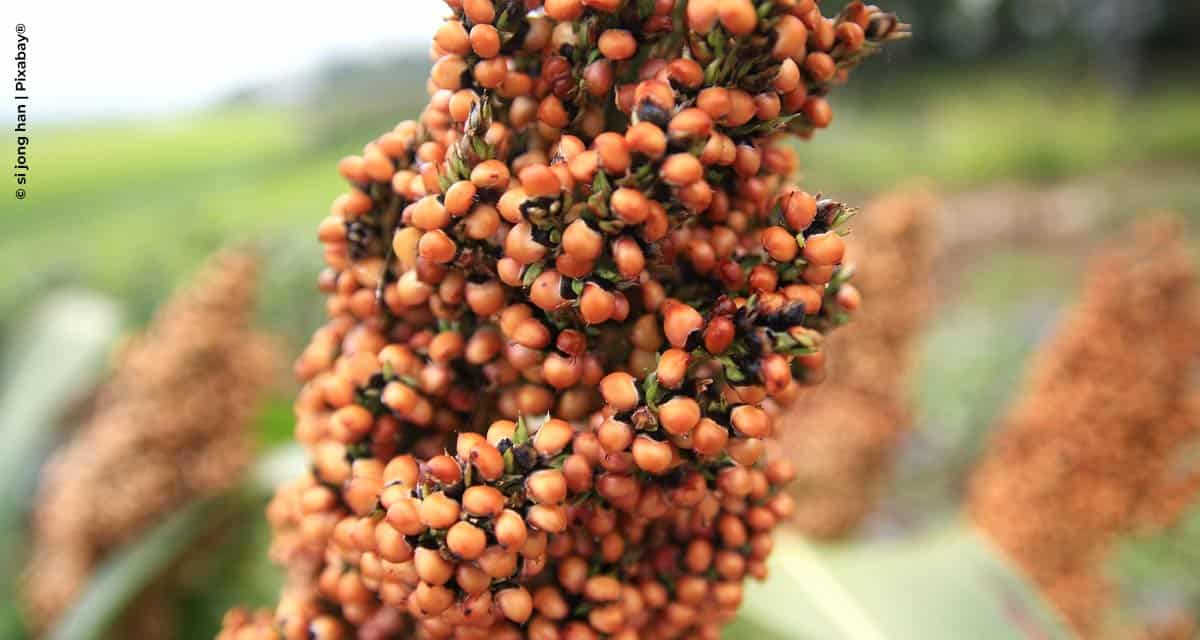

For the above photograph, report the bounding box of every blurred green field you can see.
[3,57,1200,639]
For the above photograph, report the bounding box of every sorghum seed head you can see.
[222,2,910,636]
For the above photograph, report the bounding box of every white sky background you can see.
[4,1,449,122]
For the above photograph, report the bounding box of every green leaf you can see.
[727,521,1072,640]
[522,262,545,288]
[514,414,530,445]
[45,446,305,640]
[716,356,746,383]
[253,395,295,447]
[0,292,122,528]
[642,372,661,411]
[595,264,621,283]
[592,171,611,196]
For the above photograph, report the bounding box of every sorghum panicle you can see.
[970,217,1200,635]
[23,251,278,633]
[222,1,909,638]
[779,189,936,538]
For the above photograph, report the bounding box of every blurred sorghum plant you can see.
[21,250,278,633]
[777,188,936,538]
[969,217,1200,636]
[218,1,909,638]
[1136,613,1199,640]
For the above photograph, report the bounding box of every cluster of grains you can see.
[969,217,1200,636]
[22,251,278,632]
[777,189,935,538]
[220,1,908,638]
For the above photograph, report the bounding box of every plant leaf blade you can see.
[728,521,1073,640]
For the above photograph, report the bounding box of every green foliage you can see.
[726,524,1072,639]
[174,501,280,640]
[801,65,1200,192]
[1114,503,1200,616]
[253,395,298,448]
[0,292,122,527]
[914,251,1075,457]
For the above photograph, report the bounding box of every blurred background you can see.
[3,1,1200,638]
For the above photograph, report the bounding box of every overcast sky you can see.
[7,1,448,122]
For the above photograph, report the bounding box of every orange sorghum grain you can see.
[219,1,910,637]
